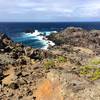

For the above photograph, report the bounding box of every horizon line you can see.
[0,21,100,23]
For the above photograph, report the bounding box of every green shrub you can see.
[80,65,94,75]
[90,68,100,81]
[56,56,67,63]
[43,59,55,70]
[90,58,100,65]
[80,65,100,81]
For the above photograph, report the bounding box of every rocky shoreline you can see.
[0,27,100,100]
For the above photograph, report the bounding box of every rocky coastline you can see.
[0,27,100,100]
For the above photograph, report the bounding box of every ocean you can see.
[0,22,100,49]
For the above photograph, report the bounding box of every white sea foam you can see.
[36,36,44,40]
[48,40,55,46]
[41,31,57,36]
[16,30,56,50]
[41,45,48,50]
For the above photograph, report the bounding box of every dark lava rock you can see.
[0,33,13,51]
[9,83,19,89]
[48,27,100,54]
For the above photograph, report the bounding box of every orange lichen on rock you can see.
[35,79,63,100]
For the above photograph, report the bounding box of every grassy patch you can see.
[91,69,100,81]
[56,56,67,63]
[80,65,100,81]
[90,57,100,65]
[43,59,55,70]
[80,65,94,75]
[43,56,68,70]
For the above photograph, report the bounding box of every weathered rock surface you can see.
[0,27,100,100]
[35,69,100,100]
[48,27,100,54]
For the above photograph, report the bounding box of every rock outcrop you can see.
[0,27,100,100]
[48,27,100,54]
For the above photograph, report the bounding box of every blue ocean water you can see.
[0,22,100,49]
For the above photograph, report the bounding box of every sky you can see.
[0,0,100,22]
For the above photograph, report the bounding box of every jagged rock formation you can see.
[0,27,100,100]
[48,27,100,54]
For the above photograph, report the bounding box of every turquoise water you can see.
[12,32,54,49]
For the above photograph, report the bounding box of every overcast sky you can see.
[0,0,100,22]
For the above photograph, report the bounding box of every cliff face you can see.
[1,28,100,100]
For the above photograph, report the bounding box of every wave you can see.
[12,30,56,49]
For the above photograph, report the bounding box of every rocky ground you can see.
[0,27,100,100]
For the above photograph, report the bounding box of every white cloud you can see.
[75,1,100,17]
[0,0,100,21]
[33,7,47,11]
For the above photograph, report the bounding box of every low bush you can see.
[43,59,55,70]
